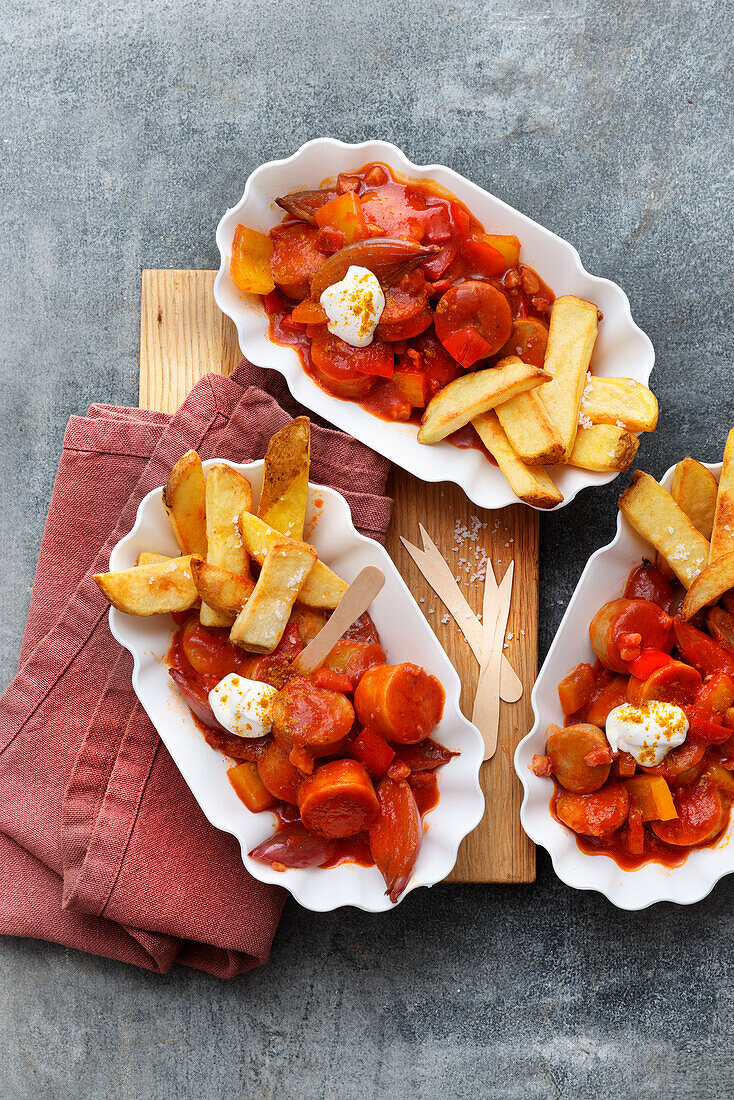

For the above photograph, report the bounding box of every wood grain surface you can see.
[139,269,537,883]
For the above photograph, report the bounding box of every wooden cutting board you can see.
[139,269,537,884]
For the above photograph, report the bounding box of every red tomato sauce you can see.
[534,561,734,870]
[166,609,450,886]
[259,162,554,460]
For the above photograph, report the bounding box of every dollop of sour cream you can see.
[605,701,689,767]
[209,674,277,739]
[319,265,385,348]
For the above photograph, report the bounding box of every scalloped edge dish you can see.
[514,461,734,910]
[214,138,654,511]
[107,458,485,912]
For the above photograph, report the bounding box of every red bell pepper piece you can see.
[462,235,506,277]
[422,243,458,281]
[310,667,353,693]
[249,824,337,869]
[450,201,472,237]
[348,727,395,777]
[440,326,493,369]
[314,226,345,253]
[684,706,732,745]
[418,204,453,243]
[627,650,674,680]
[673,619,734,679]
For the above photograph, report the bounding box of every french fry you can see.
[239,512,347,608]
[681,551,734,621]
[94,556,199,616]
[493,390,564,466]
[201,463,253,627]
[538,295,599,460]
[417,357,550,445]
[580,377,658,433]
[473,411,563,509]
[709,428,734,563]
[257,417,310,538]
[163,451,207,557]
[618,472,709,588]
[134,552,172,566]
[230,539,317,653]
[191,559,255,622]
[671,458,718,540]
[568,425,639,472]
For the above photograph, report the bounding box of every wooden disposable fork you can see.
[400,524,522,704]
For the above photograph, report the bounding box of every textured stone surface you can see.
[1,0,733,1096]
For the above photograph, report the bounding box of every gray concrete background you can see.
[1,1,732,1096]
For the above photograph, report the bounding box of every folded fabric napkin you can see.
[0,361,392,976]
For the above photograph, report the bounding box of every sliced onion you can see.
[249,824,337,868]
[310,238,440,299]
[275,189,338,225]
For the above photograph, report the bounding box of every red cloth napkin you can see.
[0,361,392,976]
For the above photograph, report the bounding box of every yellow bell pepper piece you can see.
[625,775,678,821]
[230,226,275,295]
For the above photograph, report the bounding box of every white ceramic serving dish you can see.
[108,459,485,912]
[515,460,734,909]
[214,138,654,511]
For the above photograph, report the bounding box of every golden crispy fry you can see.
[681,551,734,621]
[493,390,565,466]
[239,512,347,608]
[710,428,734,563]
[201,463,253,627]
[191,559,255,623]
[258,417,310,538]
[618,472,709,588]
[163,451,207,557]
[417,357,550,445]
[230,538,317,653]
[472,411,563,509]
[94,556,199,616]
[671,458,718,541]
[568,425,639,472]
[134,552,172,566]
[538,295,599,460]
[580,377,658,433]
